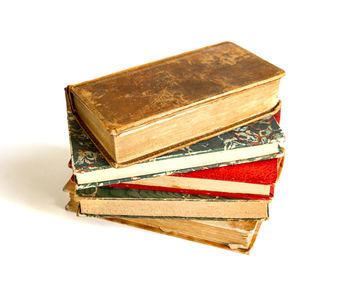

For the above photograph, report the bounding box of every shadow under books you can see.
[1,143,72,215]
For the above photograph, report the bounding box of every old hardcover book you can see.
[64,186,261,253]
[71,156,284,200]
[69,185,269,220]
[66,41,285,167]
[68,112,285,190]
[73,156,284,200]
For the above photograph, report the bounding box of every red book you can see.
[99,157,283,200]
[70,156,284,200]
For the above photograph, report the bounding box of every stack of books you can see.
[63,42,286,254]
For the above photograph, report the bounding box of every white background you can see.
[1,1,349,280]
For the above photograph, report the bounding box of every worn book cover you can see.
[70,185,270,220]
[68,112,285,191]
[66,41,284,167]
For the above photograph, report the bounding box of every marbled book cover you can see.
[67,113,285,192]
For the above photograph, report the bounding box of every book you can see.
[64,180,269,219]
[72,156,284,200]
[112,156,284,199]
[66,41,284,168]
[64,184,261,253]
[68,112,285,190]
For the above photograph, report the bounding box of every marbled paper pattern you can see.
[67,113,285,191]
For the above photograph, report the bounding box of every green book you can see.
[74,186,269,220]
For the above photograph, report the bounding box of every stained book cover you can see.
[65,197,261,254]
[68,112,285,191]
[66,41,284,167]
[64,180,262,253]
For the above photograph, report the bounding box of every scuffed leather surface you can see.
[69,42,284,131]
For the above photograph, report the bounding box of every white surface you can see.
[1,1,349,280]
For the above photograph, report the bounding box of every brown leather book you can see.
[66,41,284,168]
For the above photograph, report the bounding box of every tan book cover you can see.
[64,180,269,220]
[66,41,284,167]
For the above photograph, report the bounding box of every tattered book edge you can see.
[64,198,261,254]
[76,209,269,221]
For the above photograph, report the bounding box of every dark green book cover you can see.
[76,187,269,220]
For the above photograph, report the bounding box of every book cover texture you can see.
[68,113,284,190]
